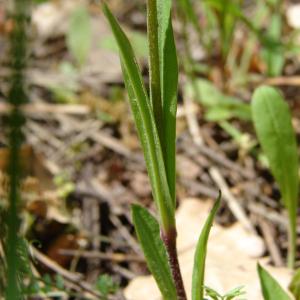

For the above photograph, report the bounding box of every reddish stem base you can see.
[161,228,187,300]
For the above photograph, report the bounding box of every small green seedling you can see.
[103,2,294,300]
[103,1,221,299]
[252,86,299,268]
[95,274,119,299]
[204,285,246,300]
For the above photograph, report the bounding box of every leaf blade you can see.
[161,19,178,203]
[257,264,291,300]
[157,0,178,202]
[103,4,175,231]
[192,194,221,300]
[132,205,177,300]
[252,86,299,267]
[289,268,300,299]
[185,79,251,121]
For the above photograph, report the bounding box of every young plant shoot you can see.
[103,1,221,299]
[252,86,299,269]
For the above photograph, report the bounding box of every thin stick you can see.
[31,247,83,282]
[258,219,284,267]
[31,247,121,300]
[184,97,204,146]
[209,166,255,234]
[264,76,300,86]
[0,103,91,116]
[59,249,144,262]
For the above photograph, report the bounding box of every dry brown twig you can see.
[30,246,121,300]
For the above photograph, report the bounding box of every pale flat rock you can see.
[125,199,292,300]
[287,4,300,29]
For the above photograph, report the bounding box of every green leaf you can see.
[204,285,245,300]
[252,86,299,268]
[257,264,291,300]
[55,274,64,290]
[103,4,175,231]
[157,0,178,202]
[147,0,178,203]
[177,0,200,32]
[207,0,240,59]
[262,9,284,76]
[192,194,221,300]
[95,274,119,297]
[67,6,92,66]
[185,79,251,121]
[132,205,177,300]
[204,286,222,300]
[204,0,282,52]
[204,0,242,19]
[289,268,300,299]
[205,105,250,121]
[224,285,246,300]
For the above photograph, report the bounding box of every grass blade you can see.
[262,1,284,76]
[177,0,202,38]
[103,4,175,231]
[132,204,177,300]
[252,86,299,268]
[257,264,291,300]
[157,0,178,202]
[192,194,221,300]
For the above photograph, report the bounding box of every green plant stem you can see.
[161,229,187,300]
[5,1,29,299]
[6,111,24,300]
[147,0,163,139]
[288,218,296,269]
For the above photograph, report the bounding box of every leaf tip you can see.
[131,203,141,220]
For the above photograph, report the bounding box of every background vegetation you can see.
[1,0,300,299]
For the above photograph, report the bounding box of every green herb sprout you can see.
[103,1,221,299]
[103,1,296,299]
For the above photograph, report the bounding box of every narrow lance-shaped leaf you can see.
[252,86,299,268]
[157,0,179,203]
[257,264,291,300]
[132,204,177,300]
[192,194,221,300]
[103,4,175,231]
